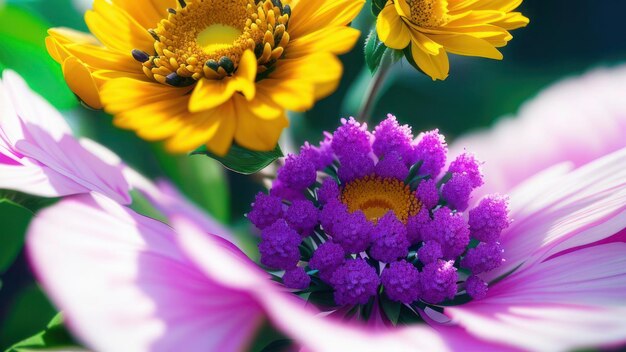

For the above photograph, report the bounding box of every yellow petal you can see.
[233,95,289,151]
[85,0,153,53]
[376,4,411,49]
[286,26,361,58]
[492,12,530,30]
[47,28,139,73]
[62,57,102,109]
[409,30,443,56]
[432,34,503,60]
[410,43,449,80]
[288,0,364,39]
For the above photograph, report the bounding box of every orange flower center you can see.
[133,0,291,86]
[341,175,422,223]
[406,0,450,28]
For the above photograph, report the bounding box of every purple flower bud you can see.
[374,151,409,180]
[317,177,340,205]
[330,259,380,306]
[465,275,488,300]
[469,194,510,243]
[248,192,284,230]
[331,117,372,161]
[332,210,374,254]
[423,207,470,260]
[420,260,458,304]
[462,242,504,274]
[448,152,484,188]
[413,129,447,178]
[277,154,317,190]
[441,173,473,211]
[370,212,410,263]
[372,114,413,165]
[416,179,439,209]
[381,260,420,304]
[285,199,319,237]
[407,208,431,244]
[418,240,443,264]
[309,241,345,283]
[283,267,311,290]
[259,220,302,270]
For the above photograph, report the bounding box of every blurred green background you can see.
[1,0,625,349]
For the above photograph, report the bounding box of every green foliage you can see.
[371,0,386,17]
[0,285,58,349]
[0,6,76,109]
[379,295,401,325]
[364,28,389,74]
[0,191,54,275]
[5,313,76,352]
[192,143,283,176]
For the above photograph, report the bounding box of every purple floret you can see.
[337,154,375,183]
[309,241,345,282]
[332,210,374,254]
[330,259,380,306]
[317,177,340,205]
[283,267,311,290]
[370,212,410,263]
[420,260,458,304]
[259,219,302,270]
[416,179,439,209]
[381,260,421,304]
[319,199,349,235]
[465,275,488,300]
[418,240,443,264]
[248,192,284,230]
[469,194,510,243]
[448,151,484,188]
[406,208,431,244]
[441,173,473,211]
[285,199,319,237]
[374,151,409,180]
[461,242,504,274]
[412,129,447,178]
[300,137,334,171]
[423,207,470,260]
[372,114,414,165]
[277,154,317,190]
[269,179,306,202]
[331,117,372,161]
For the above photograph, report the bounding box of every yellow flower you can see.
[376,0,528,80]
[47,0,364,155]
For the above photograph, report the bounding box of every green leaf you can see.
[0,199,33,274]
[0,285,59,349]
[5,312,77,352]
[0,6,76,109]
[191,143,283,175]
[364,28,388,74]
[379,295,402,325]
[371,0,386,16]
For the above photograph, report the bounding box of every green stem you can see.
[357,55,393,123]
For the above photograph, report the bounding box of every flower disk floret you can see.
[248,115,511,315]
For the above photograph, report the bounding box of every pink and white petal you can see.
[174,216,486,352]
[485,148,626,281]
[14,132,131,204]
[0,163,88,198]
[447,243,626,351]
[27,194,265,352]
[450,65,626,198]
[1,70,72,144]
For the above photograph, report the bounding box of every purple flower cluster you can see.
[248,115,511,308]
